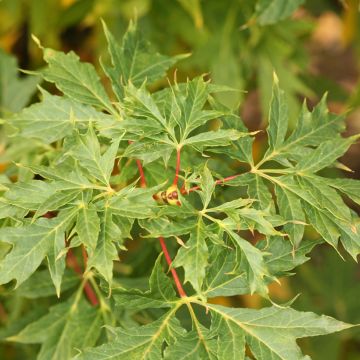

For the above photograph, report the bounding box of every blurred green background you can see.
[0,0,359,359]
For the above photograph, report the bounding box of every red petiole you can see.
[133,151,188,298]
[133,148,244,297]
[159,237,187,297]
[173,146,181,186]
[66,247,99,306]
[135,159,147,188]
[181,173,242,194]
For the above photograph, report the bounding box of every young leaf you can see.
[0,210,76,291]
[67,127,120,186]
[8,296,103,360]
[87,205,120,285]
[265,74,289,154]
[183,129,247,149]
[76,202,101,251]
[108,185,159,219]
[228,230,270,296]
[172,218,208,293]
[41,47,116,116]
[124,83,168,129]
[102,20,186,100]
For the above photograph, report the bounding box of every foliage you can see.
[0,0,317,118]
[0,16,359,360]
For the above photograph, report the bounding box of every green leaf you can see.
[102,20,186,100]
[198,165,216,210]
[325,177,360,205]
[231,173,276,213]
[27,164,99,191]
[41,46,116,116]
[261,236,319,276]
[10,90,110,143]
[265,74,288,154]
[205,303,352,360]
[233,207,283,236]
[0,210,76,292]
[228,230,270,295]
[67,127,120,186]
[77,307,185,360]
[0,49,40,114]
[181,77,217,138]
[108,185,158,219]
[295,136,359,173]
[139,216,197,238]
[34,189,82,219]
[9,296,103,360]
[123,138,174,165]
[164,327,217,360]
[124,83,168,129]
[270,175,360,259]
[183,129,247,148]
[258,95,346,167]
[208,198,253,213]
[203,245,249,297]
[210,311,245,360]
[256,0,305,25]
[87,204,120,285]
[3,180,56,212]
[173,218,208,293]
[275,184,305,247]
[114,255,177,310]
[16,269,79,299]
[76,202,100,251]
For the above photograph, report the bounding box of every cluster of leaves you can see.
[0,19,359,360]
[0,0,323,117]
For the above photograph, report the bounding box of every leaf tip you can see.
[31,34,43,50]
[272,71,279,84]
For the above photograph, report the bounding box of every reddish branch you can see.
[135,159,147,188]
[134,152,188,298]
[66,248,99,306]
[173,147,181,186]
[128,140,147,188]
[181,173,242,194]
[133,147,244,297]
[159,237,187,298]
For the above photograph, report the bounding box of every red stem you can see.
[173,147,181,186]
[132,148,187,297]
[67,249,99,306]
[136,159,147,188]
[181,173,242,194]
[159,237,187,298]
[129,140,147,188]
